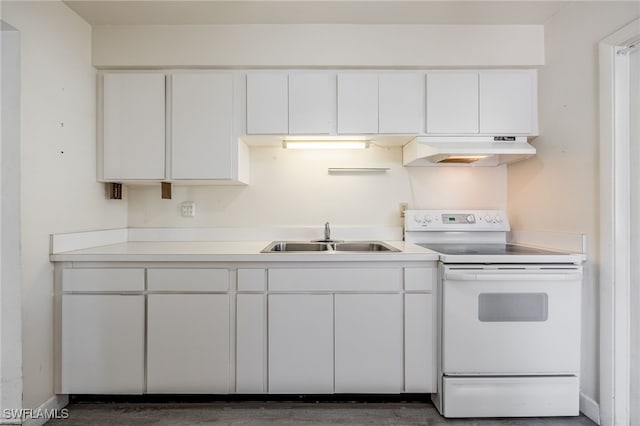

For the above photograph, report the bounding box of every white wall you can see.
[92,24,544,68]
[128,147,506,228]
[0,1,128,410]
[1,20,22,417]
[507,1,640,413]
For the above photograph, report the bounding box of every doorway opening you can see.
[599,17,640,426]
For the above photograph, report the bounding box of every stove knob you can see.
[466,215,475,223]
[425,215,432,222]
[485,215,491,222]
[496,216,503,223]
[413,215,423,223]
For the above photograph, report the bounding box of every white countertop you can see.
[50,240,439,263]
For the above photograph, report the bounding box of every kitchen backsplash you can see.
[126,147,506,228]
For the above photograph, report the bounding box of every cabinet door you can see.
[171,73,233,179]
[236,294,266,393]
[289,73,332,134]
[426,72,479,134]
[268,294,334,393]
[61,294,144,394]
[337,73,378,134]
[479,71,536,135]
[246,73,288,134]
[147,294,230,393]
[379,73,421,134]
[102,73,165,180]
[334,294,403,393]
[405,293,435,392]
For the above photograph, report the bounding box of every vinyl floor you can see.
[44,401,598,426]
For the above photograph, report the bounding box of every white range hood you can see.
[403,136,536,166]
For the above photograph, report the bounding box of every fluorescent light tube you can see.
[282,140,369,150]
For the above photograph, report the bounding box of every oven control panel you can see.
[405,210,510,231]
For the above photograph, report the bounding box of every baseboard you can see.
[580,392,600,425]
[21,395,69,426]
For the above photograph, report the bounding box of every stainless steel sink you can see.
[333,242,399,252]
[261,241,400,253]
[263,242,330,252]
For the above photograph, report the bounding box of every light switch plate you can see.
[181,201,195,217]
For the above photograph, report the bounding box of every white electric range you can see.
[405,210,584,418]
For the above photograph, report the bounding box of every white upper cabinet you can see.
[379,73,422,134]
[337,73,379,134]
[246,73,288,134]
[425,70,537,136]
[338,72,422,134]
[102,73,166,180]
[171,73,234,180]
[100,71,247,184]
[426,72,479,134]
[479,71,537,135]
[288,73,333,134]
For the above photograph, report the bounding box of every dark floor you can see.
[45,401,598,426]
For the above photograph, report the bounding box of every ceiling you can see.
[63,0,569,26]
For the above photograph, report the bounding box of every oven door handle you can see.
[444,272,583,281]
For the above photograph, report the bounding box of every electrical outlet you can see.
[399,202,409,217]
[181,201,195,217]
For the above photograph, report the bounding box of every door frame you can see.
[599,18,640,426]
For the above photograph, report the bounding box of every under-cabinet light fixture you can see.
[282,140,370,150]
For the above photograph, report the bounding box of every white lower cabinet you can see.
[58,264,435,396]
[334,294,403,393]
[405,293,435,392]
[60,294,145,394]
[268,294,334,393]
[236,293,266,393]
[147,294,230,393]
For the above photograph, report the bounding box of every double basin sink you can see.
[261,241,400,253]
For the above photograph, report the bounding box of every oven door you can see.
[442,265,582,375]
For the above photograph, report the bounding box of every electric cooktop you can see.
[417,243,568,256]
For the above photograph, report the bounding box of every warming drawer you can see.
[443,376,579,418]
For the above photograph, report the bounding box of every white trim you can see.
[50,228,128,253]
[21,395,69,426]
[581,392,601,425]
[599,18,640,426]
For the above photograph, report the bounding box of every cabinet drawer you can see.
[404,267,436,291]
[63,268,144,292]
[268,268,402,292]
[443,376,579,417]
[238,269,266,292]
[147,269,229,292]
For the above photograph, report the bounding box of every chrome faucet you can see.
[324,222,331,241]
